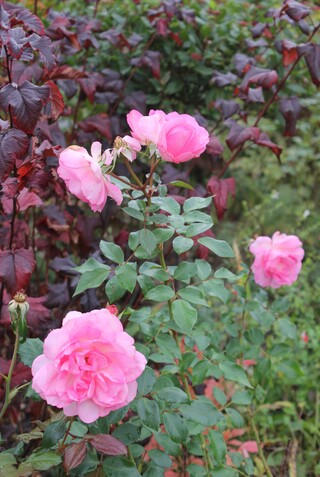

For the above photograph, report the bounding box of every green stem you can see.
[123,158,144,188]
[0,326,20,421]
[108,171,140,190]
[249,410,273,477]
[200,434,214,474]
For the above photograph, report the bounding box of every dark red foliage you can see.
[303,43,320,87]
[279,96,303,136]
[0,81,50,134]
[0,128,29,181]
[240,66,278,93]
[207,177,236,221]
[0,248,35,295]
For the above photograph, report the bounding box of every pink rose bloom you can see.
[157,112,210,163]
[57,142,122,212]
[32,309,147,424]
[126,109,166,145]
[249,231,304,288]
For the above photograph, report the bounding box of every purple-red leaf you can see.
[279,96,302,136]
[226,124,282,159]
[0,81,50,133]
[207,176,236,221]
[0,128,29,181]
[226,125,260,151]
[240,66,278,93]
[26,33,56,71]
[0,5,10,30]
[282,39,298,66]
[247,87,265,103]
[90,434,127,456]
[233,53,256,76]
[283,1,311,22]
[304,43,320,87]
[211,71,237,87]
[255,132,282,160]
[206,136,224,156]
[0,248,35,294]
[63,443,87,472]
[46,81,64,121]
[7,4,45,35]
[215,99,240,119]
[78,113,112,141]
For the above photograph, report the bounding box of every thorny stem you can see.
[249,409,273,477]
[0,326,20,421]
[218,23,320,179]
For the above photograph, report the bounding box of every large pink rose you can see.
[32,309,147,424]
[57,142,122,212]
[126,109,166,145]
[157,112,210,163]
[249,231,304,288]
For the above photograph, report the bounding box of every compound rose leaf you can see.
[0,248,35,294]
[0,80,50,133]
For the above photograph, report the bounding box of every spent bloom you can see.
[58,142,122,212]
[32,308,146,423]
[249,231,304,288]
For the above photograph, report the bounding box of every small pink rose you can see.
[157,112,210,163]
[57,142,122,212]
[249,231,304,288]
[32,308,147,424]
